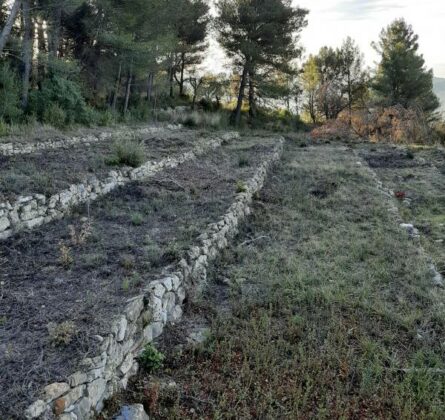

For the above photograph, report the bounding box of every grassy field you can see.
[114,140,445,419]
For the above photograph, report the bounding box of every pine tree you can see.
[215,0,308,125]
[372,19,439,113]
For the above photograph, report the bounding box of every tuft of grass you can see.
[130,212,144,226]
[107,139,146,168]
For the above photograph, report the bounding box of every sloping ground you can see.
[357,144,445,279]
[0,135,278,418]
[0,129,196,201]
[112,141,445,418]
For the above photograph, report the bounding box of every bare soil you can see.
[0,130,205,202]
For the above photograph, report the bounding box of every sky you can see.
[203,0,445,78]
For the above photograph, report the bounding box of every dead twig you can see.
[240,235,270,247]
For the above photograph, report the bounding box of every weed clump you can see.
[236,180,247,193]
[47,321,77,346]
[139,344,165,373]
[107,139,146,168]
[58,241,73,268]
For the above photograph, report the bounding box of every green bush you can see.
[107,139,146,167]
[138,344,165,372]
[98,109,117,126]
[43,103,67,129]
[30,76,88,125]
[0,64,22,123]
[0,119,9,136]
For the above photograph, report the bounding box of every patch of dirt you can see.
[0,137,276,418]
[359,148,422,169]
[0,130,201,202]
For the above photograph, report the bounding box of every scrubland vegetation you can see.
[0,0,443,138]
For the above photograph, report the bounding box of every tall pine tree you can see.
[372,19,439,114]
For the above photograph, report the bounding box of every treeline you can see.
[301,19,440,126]
[0,0,441,132]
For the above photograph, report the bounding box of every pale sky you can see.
[203,0,445,78]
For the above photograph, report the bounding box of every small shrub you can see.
[0,119,9,136]
[130,212,144,226]
[107,139,146,168]
[0,64,22,123]
[139,344,165,372]
[43,103,67,129]
[236,180,247,193]
[68,219,92,245]
[122,273,142,291]
[120,254,135,270]
[58,241,73,268]
[47,321,77,346]
[143,237,163,267]
[98,110,117,126]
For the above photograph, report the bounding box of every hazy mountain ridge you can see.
[433,77,445,113]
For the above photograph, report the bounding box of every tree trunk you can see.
[35,15,46,87]
[347,72,352,126]
[0,0,22,56]
[232,65,248,126]
[179,52,186,96]
[169,64,174,98]
[49,4,62,58]
[248,70,256,119]
[111,62,122,111]
[20,0,32,109]
[146,72,153,102]
[123,68,133,115]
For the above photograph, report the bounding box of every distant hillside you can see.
[433,77,445,114]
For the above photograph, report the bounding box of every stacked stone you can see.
[0,133,234,240]
[24,137,284,419]
[0,125,181,156]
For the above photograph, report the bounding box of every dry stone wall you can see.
[353,150,444,287]
[0,132,234,240]
[24,137,285,420]
[0,125,180,156]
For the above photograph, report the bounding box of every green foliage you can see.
[302,38,368,122]
[372,19,439,113]
[130,212,144,226]
[107,139,146,167]
[236,180,247,193]
[0,119,9,136]
[139,344,165,372]
[42,103,67,129]
[30,76,88,125]
[0,64,22,122]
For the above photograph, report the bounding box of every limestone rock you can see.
[115,404,149,420]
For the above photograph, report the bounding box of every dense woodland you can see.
[0,0,442,139]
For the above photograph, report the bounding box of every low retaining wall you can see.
[24,137,285,419]
[354,150,444,286]
[0,132,235,240]
[0,125,180,156]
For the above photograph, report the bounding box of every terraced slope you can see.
[112,140,445,419]
[0,134,280,418]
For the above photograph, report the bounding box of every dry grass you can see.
[128,142,445,419]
